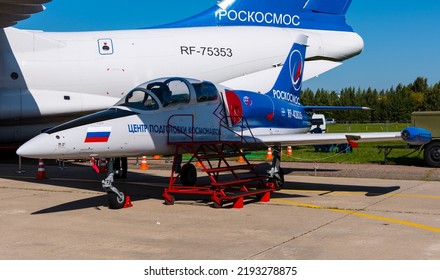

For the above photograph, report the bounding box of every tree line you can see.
[301,77,440,122]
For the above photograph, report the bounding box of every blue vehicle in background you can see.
[402,112,439,167]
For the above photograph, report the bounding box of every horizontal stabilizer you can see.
[304,106,371,112]
[304,0,352,15]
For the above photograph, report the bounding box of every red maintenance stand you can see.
[162,115,276,208]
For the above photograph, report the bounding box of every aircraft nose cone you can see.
[17,133,57,159]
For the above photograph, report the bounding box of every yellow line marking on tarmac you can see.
[273,198,440,233]
[390,193,440,199]
[282,189,440,199]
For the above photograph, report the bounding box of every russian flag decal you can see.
[84,127,112,143]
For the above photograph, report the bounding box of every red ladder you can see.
[163,141,275,208]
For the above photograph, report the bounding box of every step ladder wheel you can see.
[212,200,223,209]
[164,195,175,206]
[180,163,197,186]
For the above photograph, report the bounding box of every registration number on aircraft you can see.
[180,46,233,57]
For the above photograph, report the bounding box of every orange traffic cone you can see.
[139,156,149,170]
[287,146,293,156]
[36,159,47,180]
[153,155,161,159]
[195,160,202,168]
[237,149,245,163]
[265,147,273,160]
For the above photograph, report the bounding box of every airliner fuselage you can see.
[0,0,364,144]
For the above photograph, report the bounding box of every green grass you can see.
[245,123,426,166]
[179,123,424,166]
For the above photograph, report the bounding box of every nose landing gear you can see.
[101,159,132,209]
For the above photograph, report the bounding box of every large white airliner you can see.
[0,0,364,145]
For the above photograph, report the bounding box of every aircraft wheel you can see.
[270,168,284,190]
[424,141,440,167]
[164,195,175,206]
[180,163,197,186]
[107,192,125,209]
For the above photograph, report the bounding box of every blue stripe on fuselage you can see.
[234,90,310,130]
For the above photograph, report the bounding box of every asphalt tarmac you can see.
[0,158,439,260]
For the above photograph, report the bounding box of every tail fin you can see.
[303,0,352,15]
[157,0,353,32]
[266,35,308,106]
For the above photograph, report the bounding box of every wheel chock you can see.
[123,195,133,208]
[232,197,244,209]
[259,191,271,203]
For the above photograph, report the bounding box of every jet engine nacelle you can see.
[401,127,432,146]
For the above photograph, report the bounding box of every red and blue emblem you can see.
[243,96,252,106]
[289,49,303,92]
[84,127,112,143]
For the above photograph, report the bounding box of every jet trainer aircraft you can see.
[18,35,426,209]
[1,0,364,144]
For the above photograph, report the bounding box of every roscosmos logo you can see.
[289,48,303,92]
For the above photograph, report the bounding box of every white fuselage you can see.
[16,78,309,160]
[1,26,363,143]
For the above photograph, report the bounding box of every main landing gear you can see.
[266,144,285,191]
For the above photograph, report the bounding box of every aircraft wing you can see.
[245,132,402,146]
[0,0,51,28]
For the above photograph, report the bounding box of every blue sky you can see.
[15,0,440,92]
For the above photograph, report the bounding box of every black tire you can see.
[180,163,197,186]
[212,201,223,209]
[424,141,440,167]
[164,195,175,206]
[269,168,284,190]
[107,192,125,209]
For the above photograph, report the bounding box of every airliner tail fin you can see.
[157,0,354,32]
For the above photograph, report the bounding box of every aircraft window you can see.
[194,82,219,102]
[116,89,159,110]
[165,79,190,106]
[143,94,159,110]
[146,82,168,106]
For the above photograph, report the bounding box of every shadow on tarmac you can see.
[279,180,400,197]
[1,158,401,215]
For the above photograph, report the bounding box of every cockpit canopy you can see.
[115,77,219,111]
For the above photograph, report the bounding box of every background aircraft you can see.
[1,0,364,145]
[18,36,418,209]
